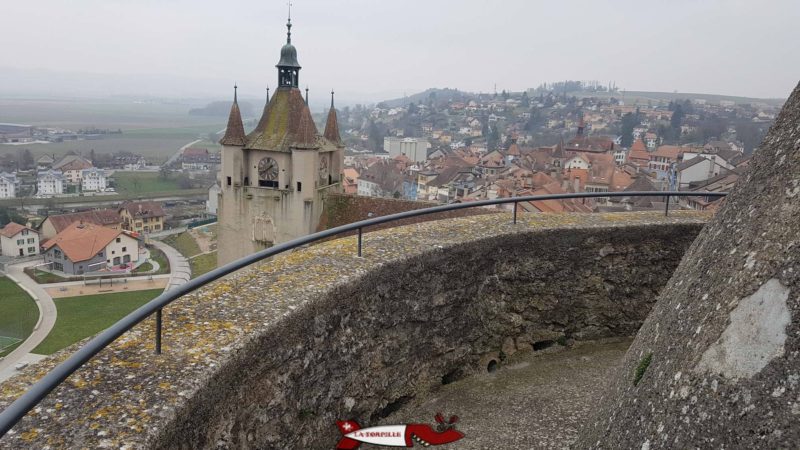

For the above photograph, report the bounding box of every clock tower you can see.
[217,16,344,265]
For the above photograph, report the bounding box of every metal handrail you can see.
[0,190,727,437]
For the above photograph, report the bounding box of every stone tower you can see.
[217,16,344,266]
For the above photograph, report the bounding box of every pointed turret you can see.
[219,85,246,146]
[324,90,342,144]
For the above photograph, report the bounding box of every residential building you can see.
[80,167,107,192]
[37,169,65,196]
[207,182,220,215]
[53,155,93,184]
[119,201,166,234]
[0,172,17,198]
[384,137,428,163]
[181,147,220,170]
[342,168,359,195]
[0,222,39,257]
[42,222,139,274]
[39,209,124,240]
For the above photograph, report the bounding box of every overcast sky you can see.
[2,0,799,102]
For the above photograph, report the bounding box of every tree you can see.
[17,149,34,170]
[407,102,419,115]
[620,112,637,148]
[367,120,384,152]
[520,91,530,108]
[159,165,170,181]
[670,104,685,130]
[487,125,500,150]
[0,207,25,227]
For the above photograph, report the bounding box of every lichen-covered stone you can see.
[0,211,709,449]
[576,82,800,448]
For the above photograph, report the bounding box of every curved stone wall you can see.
[0,212,708,449]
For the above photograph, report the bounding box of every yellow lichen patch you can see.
[19,429,39,441]
[110,357,143,369]
[158,381,172,390]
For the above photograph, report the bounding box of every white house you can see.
[80,167,107,192]
[42,222,139,274]
[0,172,17,198]
[564,154,590,170]
[207,182,220,215]
[676,156,716,188]
[0,222,39,257]
[37,170,65,196]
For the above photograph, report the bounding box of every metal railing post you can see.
[155,309,162,354]
[665,195,671,217]
[513,201,518,224]
[357,227,363,257]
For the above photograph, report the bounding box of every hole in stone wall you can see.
[370,395,413,422]
[441,368,464,385]
[533,340,556,351]
[487,360,498,373]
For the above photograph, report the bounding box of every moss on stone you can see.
[633,352,653,386]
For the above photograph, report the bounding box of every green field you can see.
[0,97,225,163]
[0,276,39,357]
[32,289,163,355]
[113,171,183,194]
[162,232,201,258]
[190,252,217,279]
[147,246,171,275]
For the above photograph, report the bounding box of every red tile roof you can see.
[43,209,122,234]
[42,222,125,263]
[0,222,34,238]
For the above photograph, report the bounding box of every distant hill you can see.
[189,101,255,118]
[380,88,477,108]
[379,87,785,109]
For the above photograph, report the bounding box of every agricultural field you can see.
[0,276,38,357]
[113,171,184,194]
[32,289,163,355]
[0,97,226,164]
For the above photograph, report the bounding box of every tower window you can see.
[296,182,302,192]
[227,176,232,186]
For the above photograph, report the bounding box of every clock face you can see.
[318,155,328,177]
[258,157,278,181]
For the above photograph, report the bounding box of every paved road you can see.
[0,262,58,379]
[150,240,191,290]
[165,138,202,167]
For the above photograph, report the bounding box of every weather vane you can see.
[288,1,292,20]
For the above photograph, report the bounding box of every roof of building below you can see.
[42,222,126,263]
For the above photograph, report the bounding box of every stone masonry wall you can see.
[0,212,709,449]
[318,192,497,234]
[154,223,702,449]
[575,81,800,448]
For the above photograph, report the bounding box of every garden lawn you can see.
[162,232,201,257]
[0,277,38,357]
[147,246,171,275]
[33,289,163,355]
[189,252,217,279]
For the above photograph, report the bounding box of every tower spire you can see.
[219,84,246,146]
[330,90,335,108]
[324,88,342,144]
[286,1,292,44]
[305,86,309,105]
[266,86,270,103]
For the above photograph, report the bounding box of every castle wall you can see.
[0,212,711,449]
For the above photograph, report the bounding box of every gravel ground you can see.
[379,339,633,450]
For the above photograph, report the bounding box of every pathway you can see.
[0,262,58,380]
[150,240,191,290]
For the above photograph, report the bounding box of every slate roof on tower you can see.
[219,86,246,146]
[324,91,342,144]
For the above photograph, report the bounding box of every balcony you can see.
[0,209,711,448]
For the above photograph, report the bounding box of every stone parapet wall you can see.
[318,192,498,234]
[0,212,709,449]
